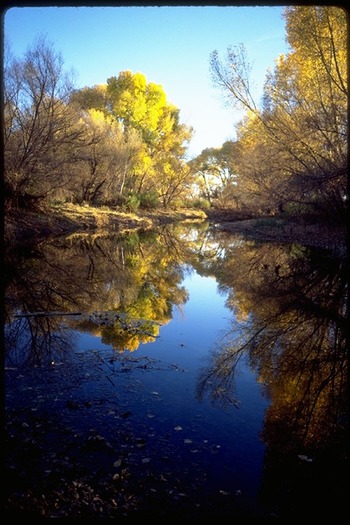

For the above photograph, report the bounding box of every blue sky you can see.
[3,5,289,158]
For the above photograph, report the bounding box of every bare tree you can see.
[4,35,85,210]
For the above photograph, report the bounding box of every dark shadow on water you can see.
[196,232,349,519]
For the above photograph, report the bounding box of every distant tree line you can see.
[4,6,347,223]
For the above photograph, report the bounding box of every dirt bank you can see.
[209,215,347,256]
[4,204,207,245]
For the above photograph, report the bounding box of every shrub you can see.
[124,193,140,213]
[139,191,159,210]
[191,198,211,210]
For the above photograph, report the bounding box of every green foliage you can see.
[139,191,160,210]
[125,231,141,249]
[168,198,185,210]
[191,198,211,210]
[124,193,140,213]
[289,244,309,259]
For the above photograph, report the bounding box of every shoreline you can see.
[211,217,347,256]
[4,204,207,244]
[4,204,347,256]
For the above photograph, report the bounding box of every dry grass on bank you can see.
[4,203,208,244]
[55,202,152,230]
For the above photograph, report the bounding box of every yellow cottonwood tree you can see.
[106,71,168,144]
[73,71,193,206]
[210,6,347,220]
[262,6,347,214]
[106,71,193,201]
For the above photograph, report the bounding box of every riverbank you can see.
[4,204,347,255]
[210,214,347,256]
[4,203,207,244]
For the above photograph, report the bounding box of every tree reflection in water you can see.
[196,233,348,518]
[4,225,202,359]
[5,314,76,368]
[4,224,348,518]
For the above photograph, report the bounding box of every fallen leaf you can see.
[298,454,313,462]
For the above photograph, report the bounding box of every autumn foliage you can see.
[4,6,347,224]
[207,6,347,222]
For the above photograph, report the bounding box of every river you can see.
[4,221,348,519]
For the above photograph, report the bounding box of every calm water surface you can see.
[4,222,348,519]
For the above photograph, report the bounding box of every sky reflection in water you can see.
[73,268,269,503]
